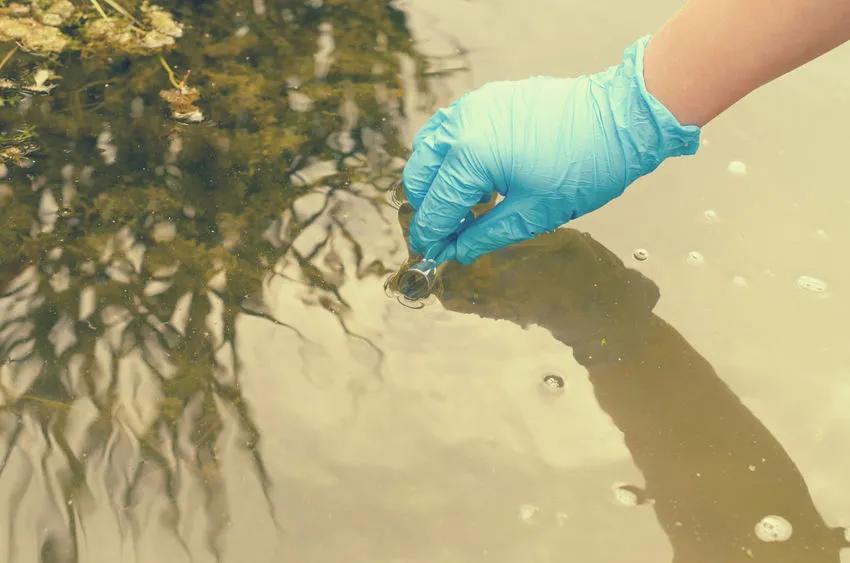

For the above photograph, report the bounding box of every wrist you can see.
[594,36,701,181]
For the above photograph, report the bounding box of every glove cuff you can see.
[605,35,701,179]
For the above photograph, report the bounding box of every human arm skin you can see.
[645,0,850,126]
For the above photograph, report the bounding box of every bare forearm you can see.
[644,0,850,126]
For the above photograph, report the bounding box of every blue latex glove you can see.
[402,36,700,264]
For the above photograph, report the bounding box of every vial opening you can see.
[398,268,431,300]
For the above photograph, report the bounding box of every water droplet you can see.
[732,275,749,288]
[755,515,793,542]
[796,275,828,293]
[633,248,649,261]
[518,504,539,523]
[728,160,747,175]
[686,251,705,265]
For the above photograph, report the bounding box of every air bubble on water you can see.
[796,275,828,293]
[728,160,747,175]
[748,464,757,472]
[755,515,793,542]
[686,251,705,265]
[388,180,406,209]
[612,484,641,507]
[518,504,539,523]
[614,489,637,506]
[633,248,649,261]
[703,209,719,223]
[541,374,565,394]
[816,229,831,242]
[732,275,749,288]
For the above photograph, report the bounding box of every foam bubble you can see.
[796,275,828,293]
[613,487,638,506]
[541,374,565,394]
[755,515,793,542]
[518,504,539,523]
[633,248,649,261]
[703,209,719,223]
[686,251,705,265]
[728,160,747,175]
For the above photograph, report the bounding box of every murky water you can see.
[1,0,849,562]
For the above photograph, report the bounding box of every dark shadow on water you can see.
[437,229,848,563]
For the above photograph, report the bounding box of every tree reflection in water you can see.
[0,1,426,559]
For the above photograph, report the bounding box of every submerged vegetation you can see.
[0,0,426,558]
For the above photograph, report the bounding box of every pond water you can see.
[2,0,850,562]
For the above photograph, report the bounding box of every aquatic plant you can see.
[0,0,427,559]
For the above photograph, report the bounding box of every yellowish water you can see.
[1,0,849,562]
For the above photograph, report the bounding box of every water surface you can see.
[2,1,850,562]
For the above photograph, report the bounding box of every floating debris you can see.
[81,2,183,55]
[0,15,69,53]
[28,68,58,94]
[1,143,37,167]
[755,515,793,542]
[158,57,204,122]
[727,160,747,175]
[83,19,167,54]
[0,67,60,96]
[796,275,828,293]
[633,248,649,261]
[1,127,38,167]
[39,0,75,26]
[141,1,183,38]
[159,86,203,122]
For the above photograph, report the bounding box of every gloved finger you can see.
[408,150,491,255]
[402,140,447,210]
[411,103,456,152]
[404,103,462,208]
[403,141,492,210]
[453,196,572,264]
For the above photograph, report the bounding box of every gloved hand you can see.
[402,36,700,264]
